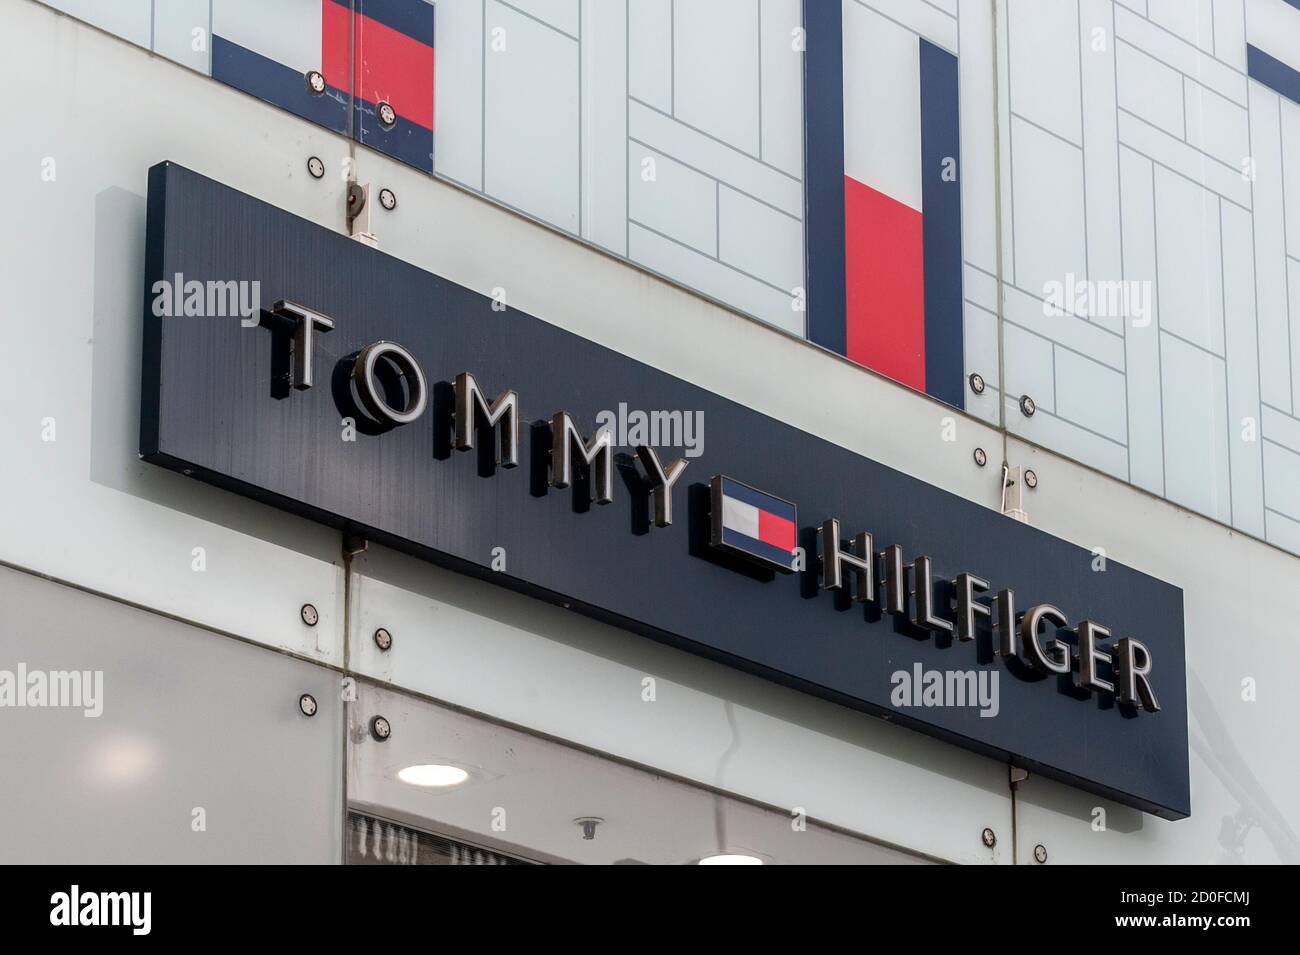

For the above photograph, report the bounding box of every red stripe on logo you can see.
[758,510,796,553]
[844,175,926,393]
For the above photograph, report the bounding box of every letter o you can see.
[352,341,427,426]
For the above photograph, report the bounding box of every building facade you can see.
[1,0,1298,863]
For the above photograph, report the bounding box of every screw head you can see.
[377,101,397,127]
[1024,469,1038,489]
[1033,843,1048,864]
[307,156,325,179]
[378,188,397,211]
[300,603,319,627]
[981,827,996,848]
[370,715,392,741]
[1019,394,1037,417]
[373,627,393,651]
[969,372,986,395]
[298,693,318,718]
[306,70,326,95]
[973,447,988,468]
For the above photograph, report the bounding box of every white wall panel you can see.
[628,0,673,113]
[1248,81,1293,412]
[153,0,212,73]
[1,0,345,664]
[579,0,628,254]
[39,0,150,47]
[1153,168,1225,354]
[672,0,762,156]
[483,0,580,233]
[434,0,486,190]
[1160,333,1232,522]
[1009,119,1088,300]
[1007,0,1082,145]
[1184,81,1251,169]
[1116,40,1186,138]
[759,0,804,177]
[628,146,717,254]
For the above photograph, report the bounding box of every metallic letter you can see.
[879,544,906,616]
[272,299,334,390]
[635,445,688,526]
[551,412,614,504]
[454,371,519,469]
[819,519,874,602]
[352,341,428,426]
[1114,637,1160,712]
[995,589,1018,658]
[1019,604,1072,675]
[954,573,991,642]
[1076,619,1115,694]
[910,556,954,634]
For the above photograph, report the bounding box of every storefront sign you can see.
[141,163,1190,819]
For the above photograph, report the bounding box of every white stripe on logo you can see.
[721,496,761,540]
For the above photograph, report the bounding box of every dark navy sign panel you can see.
[142,163,1191,820]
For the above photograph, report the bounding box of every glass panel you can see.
[0,565,344,864]
[348,682,930,865]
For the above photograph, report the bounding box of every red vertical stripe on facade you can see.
[843,176,926,392]
[321,0,351,94]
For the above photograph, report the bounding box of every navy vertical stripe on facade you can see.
[1247,44,1300,106]
[801,0,847,356]
[919,39,964,410]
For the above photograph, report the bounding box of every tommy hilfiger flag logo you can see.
[709,476,798,574]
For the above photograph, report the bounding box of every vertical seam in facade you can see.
[991,0,1009,455]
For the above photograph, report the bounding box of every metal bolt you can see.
[1024,469,1038,489]
[307,156,325,179]
[973,447,988,468]
[969,372,986,395]
[378,188,397,211]
[306,70,326,95]
[574,817,604,840]
[373,628,393,651]
[298,693,318,718]
[300,603,319,627]
[370,715,392,741]
[981,827,996,848]
[1019,394,1037,417]
[1033,843,1048,864]
[377,101,397,127]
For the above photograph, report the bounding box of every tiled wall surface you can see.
[987,0,1300,557]
[33,0,1300,555]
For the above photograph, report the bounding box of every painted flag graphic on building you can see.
[710,476,798,574]
[804,2,964,410]
[211,0,434,172]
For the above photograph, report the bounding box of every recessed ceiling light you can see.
[398,763,469,788]
[699,853,763,865]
